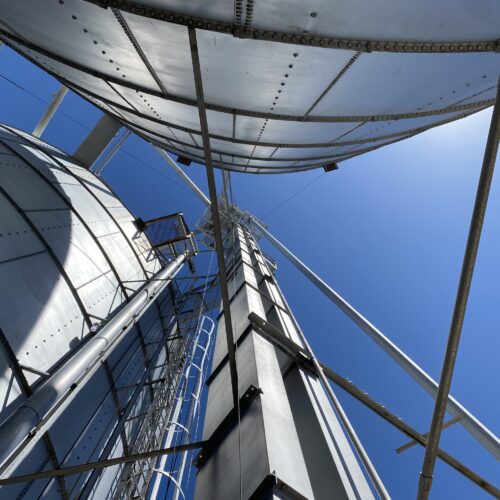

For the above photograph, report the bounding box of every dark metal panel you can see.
[73,114,122,168]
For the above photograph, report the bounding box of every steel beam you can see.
[32,85,68,138]
[0,254,186,477]
[322,367,499,498]
[396,416,462,454]
[155,147,210,206]
[93,128,131,175]
[250,216,500,460]
[73,113,121,168]
[417,79,500,500]
[0,442,204,485]
[188,26,239,409]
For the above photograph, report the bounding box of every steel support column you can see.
[32,85,68,138]
[188,26,239,409]
[417,79,500,500]
[0,442,204,486]
[155,147,210,206]
[93,128,131,175]
[244,230,386,498]
[244,232,388,498]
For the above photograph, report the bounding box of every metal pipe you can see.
[306,344,389,498]
[154,146,211,206]
[0,442,204,485]
[0,253,186,477]
[32,85,68,137]
[250,216,500,460]
[417,80,500,499]
[188,26,239,409]
[94,128,131,175]
[396,416,461,454]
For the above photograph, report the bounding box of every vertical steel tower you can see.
[195,214,377,498]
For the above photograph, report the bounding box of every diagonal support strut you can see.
[188,26,239,409]
[417,78,500,500]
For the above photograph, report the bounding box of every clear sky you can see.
[0,43,498,499]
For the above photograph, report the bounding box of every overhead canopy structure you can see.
[0,0,499,173]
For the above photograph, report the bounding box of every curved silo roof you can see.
[0,123,161,392]
[0,0,498,173]
[0,124,165,496]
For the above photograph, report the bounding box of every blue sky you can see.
[0,44,498,498]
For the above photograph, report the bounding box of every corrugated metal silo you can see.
[0,124,192,499]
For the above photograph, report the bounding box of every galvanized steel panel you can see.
[0,153,68,211]
[0,194,45,264]
[0,252,89,378]
[0,127,178,498]
[28,211,112,288]
[97,231,143,290]
[1,0,159,90]
[1,0,498,173]
[53,183,118,237]
[0,354,24,423]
